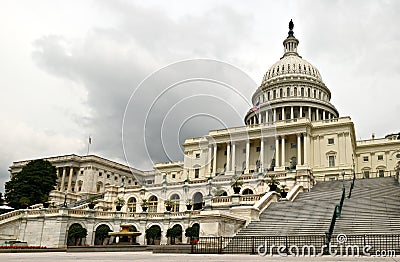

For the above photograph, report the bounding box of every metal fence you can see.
[191,235,400,256]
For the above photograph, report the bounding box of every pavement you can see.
[1,252,399,262]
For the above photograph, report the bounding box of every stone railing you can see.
[212,196,232,204]
[240,194,262,202]
[0,210,21,223]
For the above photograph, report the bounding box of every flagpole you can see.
[87,135,91,156]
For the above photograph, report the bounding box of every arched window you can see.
[96,181,103,193]
[286,87,290,97]
[294,87,297,96]
[242,188,254,195]
[280,88,283,98]
[301,87,304,97]
[148,195,158,213]
[308,88,311,97]
[193,192,203,210]
[219,191,228,196]
[170,194,180,212]
[267,91,270,100]
[127,197,137,212]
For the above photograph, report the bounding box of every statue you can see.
[289,19,294,31]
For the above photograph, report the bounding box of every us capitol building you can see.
[2,21,400,248]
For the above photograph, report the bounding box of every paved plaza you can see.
[1,252,399,262]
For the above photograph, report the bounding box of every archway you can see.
[242,188,254,195]
[185,223,200,243]
[193,192,203,210]
[167,224,182,244]
[94,224,111,245]
[67,223,87,246]
[145,225,161,245]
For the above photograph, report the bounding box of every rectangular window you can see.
[363,156,369,162]
[378,155,383,160]
[195,153,200,159]
[172,173,176,179]
[114,176,118,181]
[99,172,102,176]
[80,170,84,175]
[128,180,131,184]
[364,171,370,178]
[107,174,110,179]
[328,156,335,167]
[194,169,199,179]
[328,138,334,145]
[379,170,385,177]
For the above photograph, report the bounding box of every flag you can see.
[89,136,92,144]
[250,101,260,112]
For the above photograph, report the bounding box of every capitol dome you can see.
[244,20,339,125]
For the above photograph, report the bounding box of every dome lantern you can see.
[282,19,300,58]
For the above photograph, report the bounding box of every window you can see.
[114,176,118,181]
[378,155,383,161]
[378,170,385,177]
[128,180,131,184]
[328,156,335,167]
[301,87,304,97]
[195,153,200,158]
[256,147,261,152]
[294,87,297,96]
[280,88,283,97]
[99,172,102,177]
[363,171,370,178]
[170,194,180,212]
[194,169,199,179]
[172,173,176,179]
[314,90,316,98]
[107,174,110,179]
[243,148,246,154]
[122,178,125,182]
[273,90,276,99]
[287,87,290,96]
[127,197,136,212]
[363,156,369,162]
[80,170,84,175]
[328,138,334,145]
[242,189,254,195]
[267,92,270,100]
[308,88,311,97]
[148,196,158,213]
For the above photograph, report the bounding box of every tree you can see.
[5,159,57,209]
[166,225,182,244]
[145,226,161,245]
[185,224,200,239]
[67,224,87,246]
[94,225,111,245]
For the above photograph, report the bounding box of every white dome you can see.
[262,55,322,83]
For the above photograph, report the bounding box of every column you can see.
[226,143,231,172]
[273,109,277,122]
[304,134,309,165]
[282,107,285,120]
[299,106,303,118]
[245,140,250,171]
[212,144,217,176]
[275,137,280,168]
[258,112,262,124]
[232,142,236,172]
[60,167,66,192]
[67,167,74,192]
[260,138,264,172]
[316,108,319,120]
[290,106,294,119]
[297,134,302,166]
[322,110,326,120]
[281,136,286,167]
[308,107,312,120]
[265,111,269,123]
[207,145,212,175]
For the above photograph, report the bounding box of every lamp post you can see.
[62,190,68,208]
[341,171,345,189]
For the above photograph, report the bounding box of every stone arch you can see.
[167,223,183,244]
[94,224,111,245]
[192,192,204,210]
[67,223,87,246]
[145,224,162,245]
[242,188,254,195]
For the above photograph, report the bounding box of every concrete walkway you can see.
[1,252,398,262]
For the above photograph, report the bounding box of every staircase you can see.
[334,176,400,235]
[235,179,348,237]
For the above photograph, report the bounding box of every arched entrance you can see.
[185,223,200,244]
[94,224,111,245]
[167,224,182,244]
[67,223,87,246]
[145,225,161,245]
[193,192,203,210]
[242,188,254,195]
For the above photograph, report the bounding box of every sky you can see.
[1,0,399,192]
